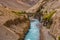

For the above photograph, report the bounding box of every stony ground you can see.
[0,0,30,11]
[0,6,30,40]
[41,0,60,40]
[0,0,60,40]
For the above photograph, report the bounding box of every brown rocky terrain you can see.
[50,11,60,40]
[0,0,60,40]
[0,0,39,11]
[0,0,42,40]
[19,0,39,6]
[0,0,31,11]
[40,0,60,40]
[0,6,30,40]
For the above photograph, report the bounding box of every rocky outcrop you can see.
[0,0,31,11]
[40,0,60,40]
[26,0,45,13]
[50,11,60,40]
[0,6,30,40]
[18,0,39,6]
[25,0,60,40]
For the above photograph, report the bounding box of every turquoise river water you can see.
[25,19,40,40]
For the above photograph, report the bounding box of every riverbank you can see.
[41,27,55,40]
[40,25,44,40]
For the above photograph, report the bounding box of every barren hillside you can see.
[0,6,30,40]
[0,0,30,11]
[0,0,39,11]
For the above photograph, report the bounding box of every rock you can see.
[0,25,19,40]
[50,10,60,40]
[0,6,30,40]
[0,0,31,11]
[40,0,60,40]
[26,0,45,13]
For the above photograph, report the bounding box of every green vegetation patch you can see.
[42,10,56,29]
[11,11,26,16]
[58,36,60,40]
[43,10,56,21]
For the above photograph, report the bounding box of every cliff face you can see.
[50,11,60,40]
[0,6,30,40]
[41,0,60,40]
[0,0,40,11]
[19,0,39,6]
[0,0,31,11]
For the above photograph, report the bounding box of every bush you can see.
[58,36,60,40]
[43,10,56,21]
[43,10,56,28]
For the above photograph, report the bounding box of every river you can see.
[25,19,40,40]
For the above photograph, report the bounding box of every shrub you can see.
[43,10,56,21]
[43,10,56,28]
[58,36,60,40]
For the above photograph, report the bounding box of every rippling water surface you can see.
[25,19,40,40]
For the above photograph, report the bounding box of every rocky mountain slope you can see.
[40,0,60,40]
[19,0,39,6]
[0,0,41,40]
[0,6,30,40]
[0,0,39,11]
[0,0,60,40]
[0,0,30,11]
